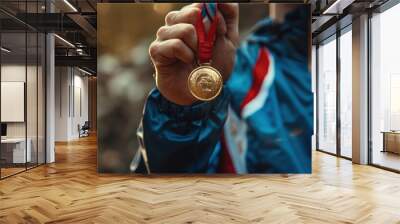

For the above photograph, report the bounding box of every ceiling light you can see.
[63,0,78,12]
[322,0,354,15]
[76,48,85,55]
[54,34,75,48]
[78,67,93,76]
[1,47,11,53]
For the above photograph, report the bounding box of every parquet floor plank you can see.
[1,135,400,223]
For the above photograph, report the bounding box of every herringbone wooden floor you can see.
[1,135,400,224]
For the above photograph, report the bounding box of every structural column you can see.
[46,33,55,163]
[352,14,369,164]
[45,0,56,163]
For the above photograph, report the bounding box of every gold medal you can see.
[188,64,222,101]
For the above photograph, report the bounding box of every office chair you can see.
[79,121,90,138]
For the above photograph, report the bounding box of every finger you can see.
[165,7,200,26]
[218,3,239,43]
[156,24,197,52]
[149,39,195,65]
[215,11,227,35]
[181,3,202,10]
[218,3,239,25]
[182,4,232,38]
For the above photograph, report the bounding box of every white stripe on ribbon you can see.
[241,53,275,118]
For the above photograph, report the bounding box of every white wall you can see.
[72,73,89,138]
[55,67,89,141]
[55,66,69,141]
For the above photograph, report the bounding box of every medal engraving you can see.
[188,65,222,101]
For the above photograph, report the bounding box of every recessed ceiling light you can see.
[63,0,78,12]
[1,47,11,53]
[78,67,93,76]
[54,34,75,48]
[322,0,354,15]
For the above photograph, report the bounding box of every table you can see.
[381,131,400,154]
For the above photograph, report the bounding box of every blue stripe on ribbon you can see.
[201,3,217,22]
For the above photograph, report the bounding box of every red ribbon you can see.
[240,48,271,112]
[195,4,219,64]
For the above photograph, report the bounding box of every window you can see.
[317,36,337,154]
[370,2,400,171]
[339,28,352,158]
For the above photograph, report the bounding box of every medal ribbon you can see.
[195,3,219,64]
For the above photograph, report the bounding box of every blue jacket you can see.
[135,7,313,173]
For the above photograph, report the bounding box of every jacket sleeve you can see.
[225,7,313,173]
[135,87,230,173]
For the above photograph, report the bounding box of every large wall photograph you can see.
[97,3,312,174]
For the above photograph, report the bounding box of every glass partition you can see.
[1,30,28,178]
[0,2,46,179]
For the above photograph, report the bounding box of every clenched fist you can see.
[149,3,239,105]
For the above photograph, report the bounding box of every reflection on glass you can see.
[371,3,400,171]
[318,37,337,154]
[340,29,352,158]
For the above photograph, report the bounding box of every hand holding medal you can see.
[149,3,239,105]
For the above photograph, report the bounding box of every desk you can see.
[1,138,31,163]
[382,131,400,154]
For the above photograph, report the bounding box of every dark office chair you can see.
[78,121,90,138]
